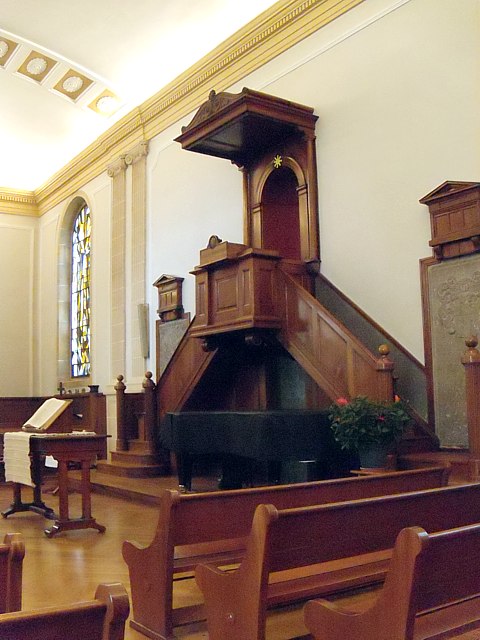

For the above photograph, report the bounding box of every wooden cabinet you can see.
[420,181,480,259]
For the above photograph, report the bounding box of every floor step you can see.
[400,450,473,483]
[96,460,166,478]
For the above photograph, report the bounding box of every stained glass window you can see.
[71,204,91,377]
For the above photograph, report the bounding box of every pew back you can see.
[304,523,480,640]
[268,482,480,572]
[196,482,480,640]
[0,582,129,640]
[171,465,450,546]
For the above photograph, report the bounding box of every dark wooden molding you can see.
[175,87,317,168]
[420,181,480,260]
[419,255,438,429]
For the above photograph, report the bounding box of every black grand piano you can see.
[159,410,356,490]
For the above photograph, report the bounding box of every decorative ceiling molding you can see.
[1,0,364,217]
[0,188,38,216]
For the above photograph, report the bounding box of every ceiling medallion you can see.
[91,92,121,116]
[0,41,9,58]
[26,57,47,75]
[62,76,84,93]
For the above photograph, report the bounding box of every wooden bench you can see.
[122,464,449,640]
[0,582,129,640]
[304,523,480,640]
[0,533,24,614]
[195,481,480,640]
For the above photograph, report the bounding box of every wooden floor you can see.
[0,476,316,640]
[0,468,478,640]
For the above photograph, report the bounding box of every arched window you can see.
[70,203,91,377]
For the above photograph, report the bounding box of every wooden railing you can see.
[275,267,395,402]
[155,317,218,418]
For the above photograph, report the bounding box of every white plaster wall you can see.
[237,0,480,361]
[0,214,35,395]
[146,121,244,360]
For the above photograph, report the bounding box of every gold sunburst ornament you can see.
[273,154,283,168]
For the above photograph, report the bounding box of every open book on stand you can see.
[21,398,72,432]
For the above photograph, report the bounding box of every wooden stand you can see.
[2,434,108,537]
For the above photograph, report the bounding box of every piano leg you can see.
[176,453,193,492]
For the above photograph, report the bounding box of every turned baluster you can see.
[462,336,480,457]
[115,374,128,452]
[375,344,395,402]
[142,371,157,451]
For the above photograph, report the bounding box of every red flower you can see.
[336,397,349,406]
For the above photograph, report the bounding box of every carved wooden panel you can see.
[276,268,393,402]
[156,318,217,416]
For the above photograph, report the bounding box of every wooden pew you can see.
[122,465,449,640]
[0,582,129,640]
[0,533,24,613]
[304,523,480,640]
[195,482,480,640]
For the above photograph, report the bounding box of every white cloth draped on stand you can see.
[4,432,33,487]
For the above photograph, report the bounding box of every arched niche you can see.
[249,154,316,269]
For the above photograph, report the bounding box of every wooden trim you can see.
[1,0,364,216]
[419,255,439,430]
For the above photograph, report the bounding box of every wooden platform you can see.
[69,467,220,504]
[66,451,473,509]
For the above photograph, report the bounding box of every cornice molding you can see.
[2,0,364,217]
[0,188,38,216]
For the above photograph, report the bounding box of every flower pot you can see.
[358,442,391,470]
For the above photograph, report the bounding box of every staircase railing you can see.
[275,267,395,402]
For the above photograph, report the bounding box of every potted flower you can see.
[328,395,411,469]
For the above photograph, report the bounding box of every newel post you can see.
[462,336,480,457]
[143,371,157,452]
[375,344,395,402]
[115,374,128,452]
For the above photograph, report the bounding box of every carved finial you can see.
[143,371,155,390]
[462,336,480,364]
[115,374,126,391]
[378,344,390,357]
[207,234,222,249]
[466,336,478,349]
[208,89,217,101]
[376,344,394,371]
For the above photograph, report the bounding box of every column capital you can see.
[125,141,149,166]
[107,156,127,178]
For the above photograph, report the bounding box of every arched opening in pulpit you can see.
[261,166,301,260]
